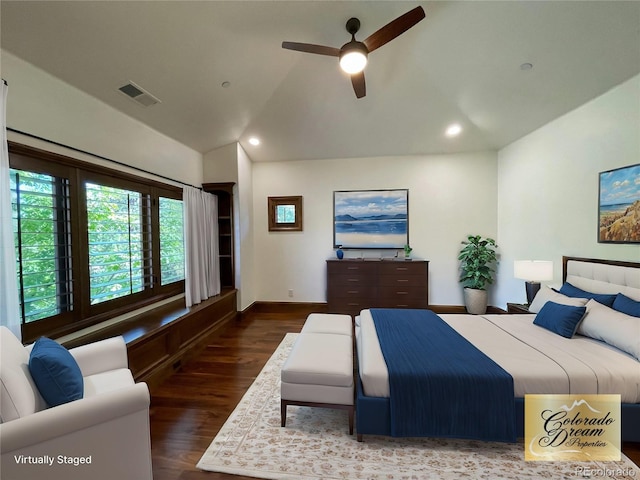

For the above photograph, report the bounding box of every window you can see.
[159,197,185,285]
[9,143,184,342]
[11,169,72,323]
[86,182,152,304]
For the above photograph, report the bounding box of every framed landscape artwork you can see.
[333,189,408,249]
[598,163,640,244]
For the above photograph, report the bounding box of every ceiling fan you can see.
[282,6,425,99]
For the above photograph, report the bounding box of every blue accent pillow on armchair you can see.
[558,282,616,307]
[612,293,640,317]
[533,301,586,338]
[29,337,84,407]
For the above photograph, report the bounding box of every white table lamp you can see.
[514,260,553,304]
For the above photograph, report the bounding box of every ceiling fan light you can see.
[445,124,462,137]
[340,49,368,74]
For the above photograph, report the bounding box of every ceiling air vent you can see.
[118,81,161,107]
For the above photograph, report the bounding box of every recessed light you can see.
[445,124,462,137]
[520,63,533,71]
[248,137,260,146]
[221,81,231,88]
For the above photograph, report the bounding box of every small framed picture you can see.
[268,196,303,232]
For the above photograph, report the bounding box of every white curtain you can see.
[0,82,21,340]
[183,186,220,308]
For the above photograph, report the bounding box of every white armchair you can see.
[0,326,153,480]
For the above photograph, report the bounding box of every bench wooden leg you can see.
[280,399,354,435]
[281,400,287,427]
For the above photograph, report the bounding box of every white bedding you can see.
[356,309,640,403]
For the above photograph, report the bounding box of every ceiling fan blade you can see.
[351,72,366,99]
[363,6,426,53]
[282,41,340,57]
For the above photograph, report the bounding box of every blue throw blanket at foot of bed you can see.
[371,308,516,442]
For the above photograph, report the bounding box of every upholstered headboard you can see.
[562,256,640,301]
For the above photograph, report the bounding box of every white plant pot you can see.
[463,287,488,315]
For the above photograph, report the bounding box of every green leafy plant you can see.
[458,235,498,290]
[403,244,413,257]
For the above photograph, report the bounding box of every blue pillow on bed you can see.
[557,282,616,307]
[533,301,586,338]
[612,293,640,317]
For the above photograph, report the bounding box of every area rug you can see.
[197,333,638,480]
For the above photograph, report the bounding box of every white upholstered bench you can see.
[300,313,352,336]
[281,314,354,434]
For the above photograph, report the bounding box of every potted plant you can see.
[458,235,498,314]
[403,244,413,259]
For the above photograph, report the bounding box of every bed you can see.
[354,256,640,442]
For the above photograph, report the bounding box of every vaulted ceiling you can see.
[2,1,639,162]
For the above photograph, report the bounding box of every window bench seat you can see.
[61,289,238,390]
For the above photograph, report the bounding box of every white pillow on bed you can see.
[577,299,640,361]
[528,286,588,313]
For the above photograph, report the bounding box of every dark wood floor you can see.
[149,311,305,480]
[149,310,640,480]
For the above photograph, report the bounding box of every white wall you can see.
[203,142,238,183]
[495,74,640,308]
[236,145,255,310]
[203,142,255,310]
[252,152,498,306]
[2,51,202,186]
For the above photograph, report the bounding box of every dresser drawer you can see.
[328,261,377,287]
[378,261,425,276]
[327,261,377,275]
[378,283,428,309]
[330,273,376,287]
[379,286,427,300]
[327,284,377,299]
[378,298,429,309]
[327,299,370,316]
[378,274,426,287]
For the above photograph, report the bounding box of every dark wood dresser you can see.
[326,259,429,316]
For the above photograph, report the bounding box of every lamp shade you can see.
[514,260,553,282]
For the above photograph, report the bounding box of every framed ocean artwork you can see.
[333,189,408,249]
[598,163,640,244]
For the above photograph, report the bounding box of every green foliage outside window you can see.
[11,169,71,323]
[86,183,149,305]
[159,197,185,285]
